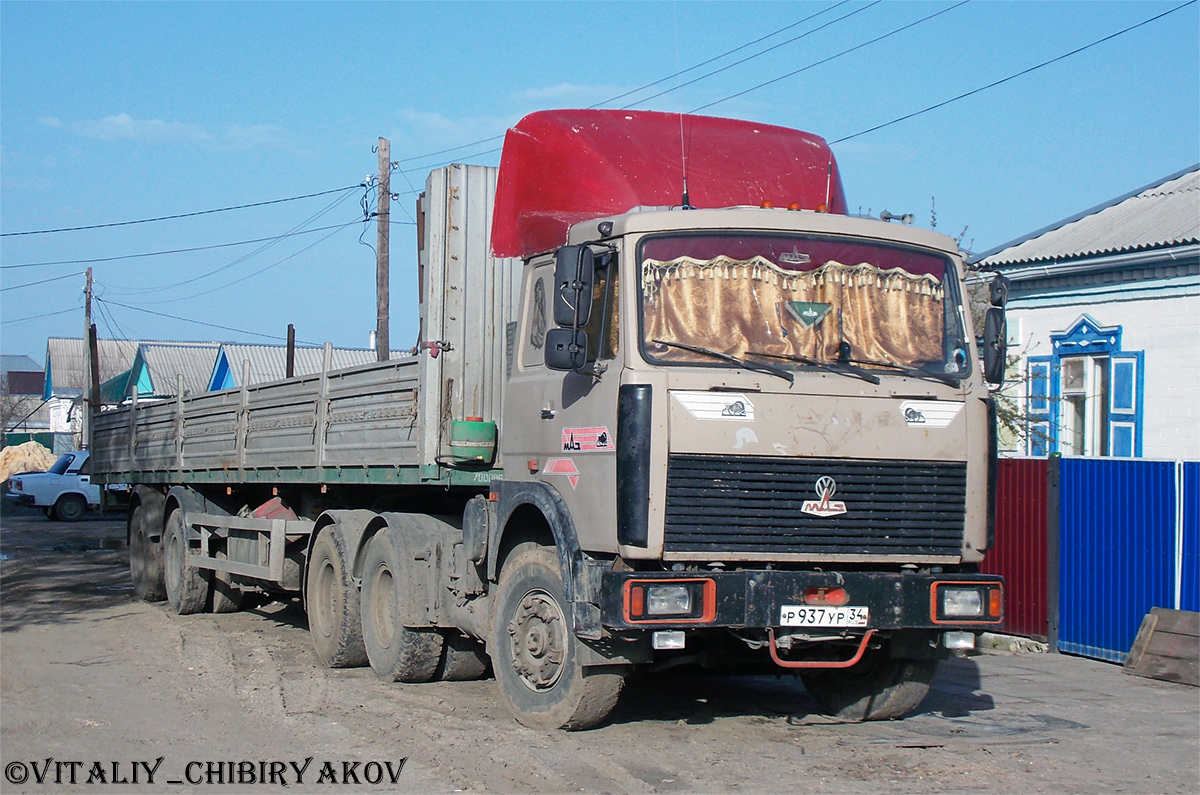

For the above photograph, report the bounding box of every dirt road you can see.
[2,507,1197,793]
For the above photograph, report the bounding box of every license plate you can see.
[780,605,869,627]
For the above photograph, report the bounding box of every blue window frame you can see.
[1024,315,1143,457]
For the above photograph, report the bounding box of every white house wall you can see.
[1008,284,1200,460]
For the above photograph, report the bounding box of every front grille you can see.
[664,454,966,557]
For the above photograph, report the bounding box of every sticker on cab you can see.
[674,392,755,422]
[562,426,613,452]
[900,400,964,428]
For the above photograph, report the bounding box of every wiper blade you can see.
[747,350,881,385]
[849,357,962,388]
[652,339,794,385]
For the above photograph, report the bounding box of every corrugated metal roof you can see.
[44,337,144,395]
[136,343,221,397]
[216,344,408,388]
[1,355,42,375]
[977,164,1200,267]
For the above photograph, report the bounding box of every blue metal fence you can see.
[1057,458,1198,662]
[1181,462,1199,613]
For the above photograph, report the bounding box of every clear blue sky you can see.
[2,1,1197,363]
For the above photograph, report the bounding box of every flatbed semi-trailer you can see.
[94,109,1008,730]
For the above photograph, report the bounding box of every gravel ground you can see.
[2,504,1197,793]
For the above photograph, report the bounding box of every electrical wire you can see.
[0,223,355,270]
[0,306,81,327]
[96,297,319,344]
[130,219,360,305]
[627,0,880,110]
[688,0,971,114]
[1,185,363,238]
[0,271,85,292]
[106,189,359,296]
[828,0,1198,144]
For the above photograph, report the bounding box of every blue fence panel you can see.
[1182,462,1199,613]
[1058,458,1178,662]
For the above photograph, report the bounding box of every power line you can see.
[829,0,1198,144]
[392,3,855,168]
[626,0,880,110]
[118,219,359,305]
[0,223,355,270]
[0,271,85,292]
[688,0,971,114]
[106,189,361,297]
[0,306,81,327]
[1,184,363,238]
[96,297,319,344]
[603,1,853,109]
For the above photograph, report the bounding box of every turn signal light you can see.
[990,588,1003,618]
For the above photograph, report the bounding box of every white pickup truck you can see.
[5,450,124,521]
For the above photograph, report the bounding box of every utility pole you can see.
[376,137,390,361]
[82,267,93,450]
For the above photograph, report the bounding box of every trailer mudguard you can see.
[129,485,167,543]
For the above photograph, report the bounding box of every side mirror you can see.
[989,274,1010,308]
[983,306,1007,386]
[545,328,589,371]
[553,245,594,328]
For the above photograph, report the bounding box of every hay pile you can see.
[0,441,58,482]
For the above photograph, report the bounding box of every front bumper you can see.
[600,569,1003,631]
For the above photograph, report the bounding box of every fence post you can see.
[1047,454,1061,652]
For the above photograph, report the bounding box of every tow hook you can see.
[766,628,877,669]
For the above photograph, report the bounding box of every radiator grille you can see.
[664,454,967,557]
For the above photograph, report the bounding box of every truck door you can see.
[542,249,622,553]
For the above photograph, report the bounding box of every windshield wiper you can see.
[849,356,963,388]
[651,339,794,385]
[746,350,881,385]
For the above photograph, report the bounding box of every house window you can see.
[1024,315,1142,458]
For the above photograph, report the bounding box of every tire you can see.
[438,632,492,681]
[209,548,243,613]
[361,529,444,683]
[53,493,87,522]
[129,503,166,602]
[491,545,624,730]
[305,525,369,668]
[163,509,209,615]
[801,647,938,721]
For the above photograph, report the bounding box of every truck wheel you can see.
[129,503,166,601]
[52,493,87,522]
[306,526,368,668]
[438,632,492,681]
[801,648,938,721]
[209,549,243,613]
[491,545,624,730]
[163,509,209,615]
[361,529,444,683]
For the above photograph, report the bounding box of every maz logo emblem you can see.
[801,476,848,517]
[904,407,926,424]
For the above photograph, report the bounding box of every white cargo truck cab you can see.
[92,109,1008,730]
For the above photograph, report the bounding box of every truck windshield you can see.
[638,233,970,379]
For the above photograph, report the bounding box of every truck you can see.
[91,109,1009,730]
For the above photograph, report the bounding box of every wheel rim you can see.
[507,588,566,692]
[60,497,83,520]
[312,558,335,638]
[370,565,396,650]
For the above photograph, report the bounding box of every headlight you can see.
[932,582,1003,623]
[942,588,983,617]
[647,585,692,615]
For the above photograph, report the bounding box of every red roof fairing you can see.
[490,109,847,259]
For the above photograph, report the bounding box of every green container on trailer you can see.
[447,419,497,466]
